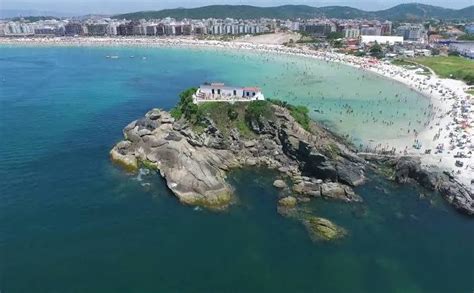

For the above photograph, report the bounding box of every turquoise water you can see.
[0,46,472,292]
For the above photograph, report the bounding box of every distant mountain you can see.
[113,3,474,21]
[0,9,75,19]
[374,3,473,21]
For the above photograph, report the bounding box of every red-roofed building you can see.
[194,83,265,104]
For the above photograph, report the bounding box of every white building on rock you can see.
[193,83,265,104]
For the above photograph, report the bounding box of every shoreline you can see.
[1,36,472,189]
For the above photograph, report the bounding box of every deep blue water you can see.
[0,46,472,293]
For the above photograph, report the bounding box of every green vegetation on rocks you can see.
[278,196,297,207]
[268,99,311,131]
[303,216,347,241]
[245,100,274,122]
[198,101,255,137]
[141,159,159,170]
[170,87,199,121]
[325,143,341,159]
[171,89,311,138]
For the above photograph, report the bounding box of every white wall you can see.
[361,35,404,45]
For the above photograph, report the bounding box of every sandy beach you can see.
[1,36,472,189]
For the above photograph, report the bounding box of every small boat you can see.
[110,56,119,59]
[130,56,135,58]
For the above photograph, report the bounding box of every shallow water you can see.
[0,46,472,292]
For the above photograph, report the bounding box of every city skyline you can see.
[1,0,472,16]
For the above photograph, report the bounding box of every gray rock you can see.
[320,182,362,202]
[138,128,152,137]
[278,196,297,207]
[273,179,287,189]
[165,132,183,142]
[112,104,471,217]
[293,181,321,197]
[124,126,141,143]
[244,140,256,148]
[263,139,276,150]
[246,158,257,166]
[143,136,168,148]
[336,160,365,186]
[148,111,161,120]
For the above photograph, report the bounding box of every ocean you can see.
[0,46,472,292]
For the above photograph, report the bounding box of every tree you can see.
[227,107,238,120]
[332,40,343,48]
[326,32,343,40]
[369,43,384,59]
[458,34,474,41]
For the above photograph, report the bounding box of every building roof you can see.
[200,83,261,92]
[242,87,260,92]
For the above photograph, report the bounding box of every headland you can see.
[110,88,473,218]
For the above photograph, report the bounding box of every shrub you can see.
[173,87,200,122]
[170,107,183,119]
[245,100,272,123]
[268,99,311,131]
[290,105,310,131]
[227,107,238,120]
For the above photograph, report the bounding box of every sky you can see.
[1,0,472,15]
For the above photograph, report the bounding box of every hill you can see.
[0,9,74,19]
[113,3,474,21]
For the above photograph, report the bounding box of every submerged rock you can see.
[278,196,297,207]
[303,216,347,241]
[320,182,362,202]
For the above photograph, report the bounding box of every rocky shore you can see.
[111,103,365,210]
[363,154,474,215]
[111,99,473,218]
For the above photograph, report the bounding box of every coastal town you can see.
[1,14,474,58]
[0,12,474,58]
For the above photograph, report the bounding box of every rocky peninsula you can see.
[111,89,473,230]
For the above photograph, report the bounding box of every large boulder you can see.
[303,216,347,241]
[320,182,362,202]
[273,179,287,189]
[110,141,138,172]
[278,196,297,207]
[438,179,474,215]
[292,180,321,197]
[112,110,237,210]
[336,159,365,186]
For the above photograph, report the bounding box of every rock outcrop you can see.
[111,103,473,217]
[303,216,347,241]
[278,196,297,208]
[363,155,474,215]
[111,105,366,209]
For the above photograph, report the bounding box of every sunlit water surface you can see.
[0,46,472,293]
